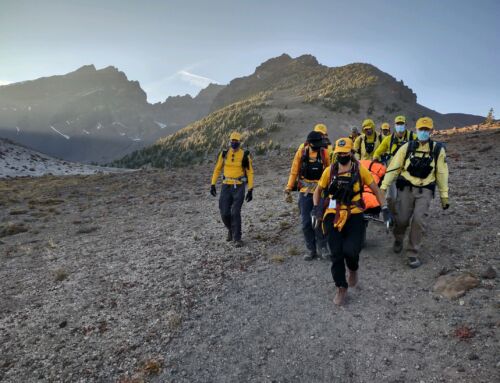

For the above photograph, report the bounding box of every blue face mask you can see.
[231,141,240,150]
[395,124,406,134]
[417,130,430,141]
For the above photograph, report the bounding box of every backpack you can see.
[298,144,328,182]
[325,160,364,208]
[359,133,379,155]
[221,149,251,169]
[389,130,414,156]
[403,139,444,178]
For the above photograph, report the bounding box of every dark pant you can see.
[219,184,245,241]
[325,213,365,288]
[299,192,327,254]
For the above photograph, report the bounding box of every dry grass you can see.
[140,358,164,375]
[0,222,28,238]
[288,246,299,256]
[54,268,68,282]
[270,255,285,263]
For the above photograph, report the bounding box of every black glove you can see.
[245,189,253,202]
[381,206,393,228]
[311,205,321,229]
[210,185,216,197]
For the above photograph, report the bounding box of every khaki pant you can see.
[386,183,398,215]
[393,186,433,254]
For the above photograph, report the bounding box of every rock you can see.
[481,265,497,279]
[59,320,67,328]
[433,272,480,299]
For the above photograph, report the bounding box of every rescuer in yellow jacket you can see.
[312,137,385,305]
[373,115,417,165]
[380,122,391,138]
[298,123,334,162]
[373,115,418,214]
[380,117,449,268]
[285,130,330,260]
[353,119,381,160]
[210,131,254,247]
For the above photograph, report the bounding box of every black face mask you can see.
[337,155,351,165]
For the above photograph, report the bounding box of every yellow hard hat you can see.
[229,131,241,141]
[362,119,375,130]
[313,123,328,135]
[395,115,406,124]
[334,137,353,153]
[381,122,390,131]
[416,117,434,130]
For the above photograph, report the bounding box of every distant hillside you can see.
[113,54,484,169]
[0,66,224,163]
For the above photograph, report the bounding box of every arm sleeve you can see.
[360,166,374,186]
[210,153,224,185]
[373,136,389,160]
[353,136,362,160]
[436,148,449,199]
[380,144,407,190]
[286,149,302,190]
[246,155,254,189]
[318,166,331,189]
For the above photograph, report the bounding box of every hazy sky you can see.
[1,0,499,116]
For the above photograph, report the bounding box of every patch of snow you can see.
[16,126,20,133]
[96,122,102,130]
[0,139,133,179]
[119,132,126,136]
[112,121,127,128]
[155,121,167,129]
[130,137,142,142]
[83,129,90,135]
[50,125,70,140]
[66,120,71,125]
[28,106,31,111]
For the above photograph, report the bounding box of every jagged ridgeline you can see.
[112,93,273,168]
[113,56,416,169]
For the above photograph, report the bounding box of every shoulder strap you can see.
[221,149,228,159]
[404,140,418,163]
[432,141,444,175]
[242,150,250,169]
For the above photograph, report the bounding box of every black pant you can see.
[325,213,365,288]
[298,192,327,254]
[219,184,245,241]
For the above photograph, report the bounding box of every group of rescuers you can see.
[210,115,449,305]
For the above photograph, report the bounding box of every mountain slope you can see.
[114,54,484,168]
[0,66,224,163]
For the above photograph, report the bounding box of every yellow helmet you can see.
[395,115,406,124]
[313,123,328,135]
[381,122,390,131]
[416,117,434,130]
[229,131,241,141]
[362,119,375,130]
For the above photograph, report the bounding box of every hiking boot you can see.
[226,231,233,242]
[347,270,358,287]
[408,256,422,268]
[234,240,244,248]
[334,287,347,305]
[393,240,403,253]
[303,251,317,261]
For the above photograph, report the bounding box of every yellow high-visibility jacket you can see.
[211,148,254,189]
[381,141,449,198]
[373,131,417,162]
[286,145,330,194]
[353,132,381,160]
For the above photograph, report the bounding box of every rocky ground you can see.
[0,139,131,179]
[0,127,499,383]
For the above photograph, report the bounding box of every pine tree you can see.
[485,108,495,124]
